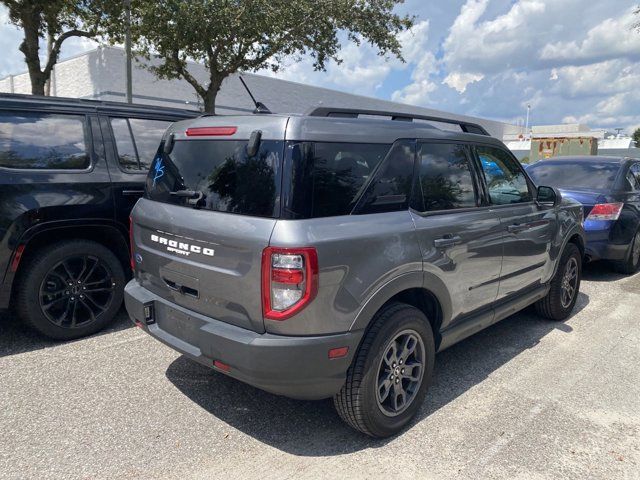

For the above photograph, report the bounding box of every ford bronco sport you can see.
[125,107,585,437]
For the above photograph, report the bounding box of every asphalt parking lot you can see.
[1,262,639,480]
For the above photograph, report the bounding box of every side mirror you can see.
[536,185,561,207]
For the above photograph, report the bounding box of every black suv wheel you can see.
[535,243,581,321]
[613,228,640,275]
[16,240,125,340]
[334,303,435,437]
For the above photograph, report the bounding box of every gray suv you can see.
[125,108,585,437]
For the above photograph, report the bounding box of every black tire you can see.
[333,302,435,438]
[612,228,640,275]
[16,240,125,340]
[535,243,581,321]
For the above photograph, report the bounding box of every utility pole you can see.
[124,0,133,103]
[525,104,531,136]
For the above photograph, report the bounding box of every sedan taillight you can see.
[261,247,318,320]
[586,202,623,221]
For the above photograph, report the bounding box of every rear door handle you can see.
[122,189,145,196]
[507,224,529,234]
[434,235,462,248]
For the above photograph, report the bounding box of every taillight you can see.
[586,203,623,221]
[129,216,135,271]
[261,247,318,320]
[185,126,237,136]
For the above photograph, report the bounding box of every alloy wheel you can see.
[376,329,426,417]
[560,257,578,309]
[39,255,116,329]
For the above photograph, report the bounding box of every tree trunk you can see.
[17,6,46,96]
[201,76,224,114]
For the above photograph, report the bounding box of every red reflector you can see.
[587,202,623,221]
[134,320,144,328]
[271,268,304,284]
[328,346,349,359]
[214,360,231,372]
[186,126,237,137]
[10,244,25,273]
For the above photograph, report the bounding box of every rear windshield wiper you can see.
[170,189,205,207]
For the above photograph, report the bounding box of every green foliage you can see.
[127,0,414,112]
[633,128,640,147]
[1,0,125,95]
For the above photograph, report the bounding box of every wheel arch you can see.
[12,221,131,293]
[350,272,451,351]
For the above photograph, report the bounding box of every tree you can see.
[130,0,413,113]
[2,0,123,95]
[633,128,640,147]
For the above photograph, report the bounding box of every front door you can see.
[410,142,503,325]
[473,144,556,299]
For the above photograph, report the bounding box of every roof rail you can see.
[307,107,490,136]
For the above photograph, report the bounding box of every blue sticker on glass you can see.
[152,157,165,187]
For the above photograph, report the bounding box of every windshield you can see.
[527,161,620,191]
[145,139,283,218]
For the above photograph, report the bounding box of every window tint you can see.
[111,117,170,171]
[130,118,170,170]
[412,142,477,212]
[476,145,532,205]
[0,111,89,170]
[146,139,282,218]
[111,118,139,170]
[526,161,620,191]
[356,141,415,214]
[282,142,390,218]
[629,164,640,191]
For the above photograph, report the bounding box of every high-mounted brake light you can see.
[129,216,135,271]
[185,126,237,137]
[261,247,318,321]
[586,203,623,221]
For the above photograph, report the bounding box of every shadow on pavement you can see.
[582,261,629,282]
[0,306,133,358]
[165,292,589,456]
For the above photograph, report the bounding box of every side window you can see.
[0,111,90,170]
[282,142,390,218]
[356,140,415,214]
[411,142,477,212]
[476,145,532,205]
[110,118,139,170]
[110,117,170,172]
[129,119,171,170]
[628,164,640,191]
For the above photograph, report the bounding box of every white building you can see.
[0,46,519,139]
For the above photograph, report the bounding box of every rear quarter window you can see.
[282,142,391,218]
[0,111,90,170]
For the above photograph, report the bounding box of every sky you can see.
[1,0,640,132]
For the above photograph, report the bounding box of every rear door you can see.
[473,144,556,299]
[132,123,286,333]
[410,141,503,323]
[100,115,174,230]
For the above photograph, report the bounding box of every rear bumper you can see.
[124,280,362,400]
[584,229,628,262]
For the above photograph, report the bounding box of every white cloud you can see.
[0,7,25,77]
[390,20,438,104]
[540,6,640,65]
[443,72,484,93]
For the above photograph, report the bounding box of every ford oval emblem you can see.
[135,253,143,264]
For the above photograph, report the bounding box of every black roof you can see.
[0,92,199,120]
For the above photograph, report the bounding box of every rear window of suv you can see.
[146,139,283,218]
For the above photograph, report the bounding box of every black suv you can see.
[0,93,197,339]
